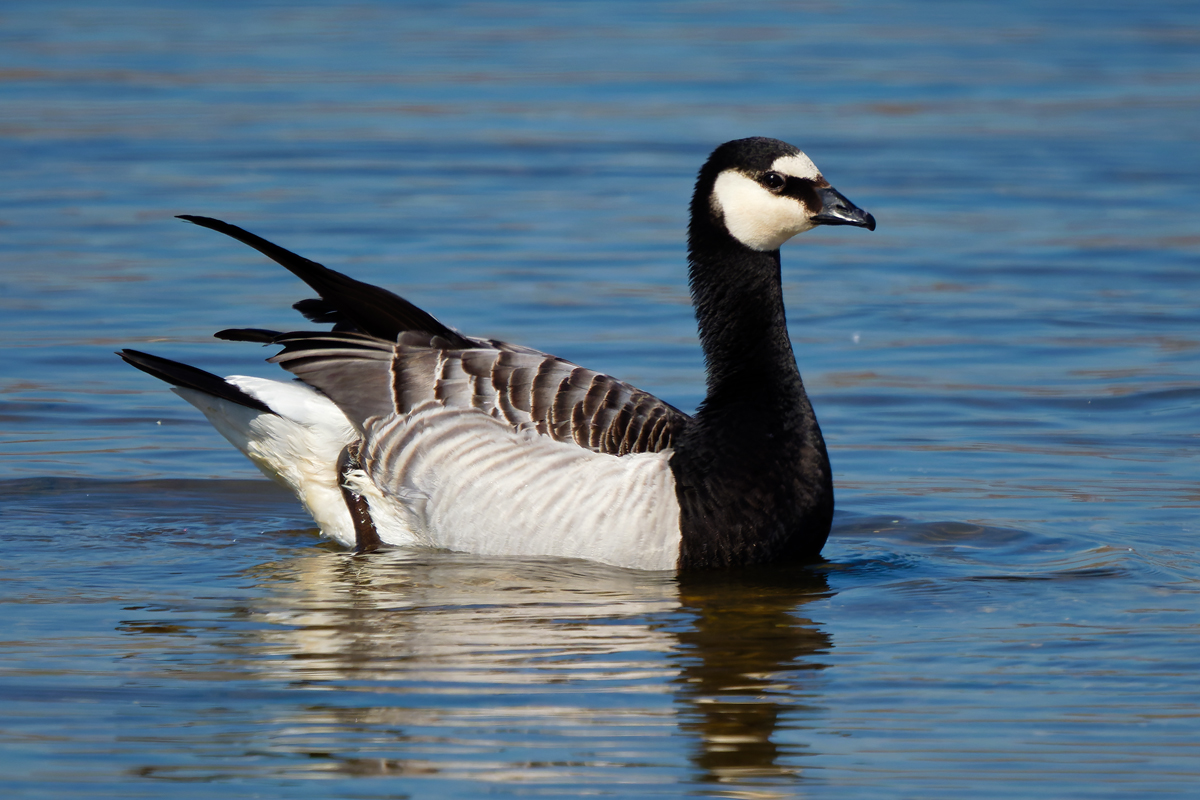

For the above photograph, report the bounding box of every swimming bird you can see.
[119,137,875,570]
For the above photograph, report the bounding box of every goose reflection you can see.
[193,546,832,786]
[675,567,832,787]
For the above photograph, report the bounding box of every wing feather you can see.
[259,328,689,455]
[178,216,690,456]
[265,333,396,428]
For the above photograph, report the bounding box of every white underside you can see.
[174,378,359,546]
[179,379,682,571]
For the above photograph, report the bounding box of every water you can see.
[2,1,1199,797]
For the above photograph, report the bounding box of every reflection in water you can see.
[675,568,831,789]
[244,549,681,685]
[145,547,835,786]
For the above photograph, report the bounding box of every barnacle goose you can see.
[120,137,875,570]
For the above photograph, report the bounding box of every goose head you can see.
[692,137,876,252]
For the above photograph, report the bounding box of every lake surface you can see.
[2,1,1199,797]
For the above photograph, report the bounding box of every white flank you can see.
[173,377,359,547]
[344,403,683,571]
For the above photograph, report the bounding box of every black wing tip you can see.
[117,348,178,377]
[293,297,344,324]
[175,214,473,348]
[177,214,221,226]
[215,328,281,343]
[176,214,247,238]
[117,348,275,415]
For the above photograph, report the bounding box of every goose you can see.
[119,137,875,571]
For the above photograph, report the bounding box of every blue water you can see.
[2,1,1199,797]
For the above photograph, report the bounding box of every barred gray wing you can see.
[263,330,689,456]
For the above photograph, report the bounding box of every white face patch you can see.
[769,152,820,181]
[710,153,824,251]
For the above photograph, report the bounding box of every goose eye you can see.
[761,172,786,193]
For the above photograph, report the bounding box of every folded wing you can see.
[187,215,690,457]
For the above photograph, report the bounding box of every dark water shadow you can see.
[673,565,832,787]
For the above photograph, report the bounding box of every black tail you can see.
[117,349,275,414]
[176,215,472,347]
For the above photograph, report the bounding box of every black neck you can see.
[687,225,805,411]
[672,205,834,569]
